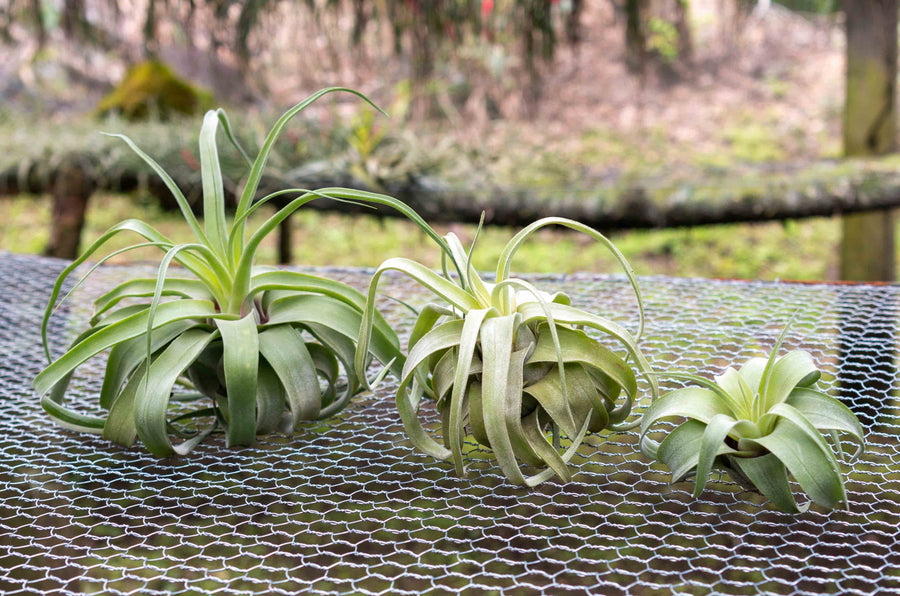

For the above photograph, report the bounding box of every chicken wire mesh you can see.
[1,250,899,595]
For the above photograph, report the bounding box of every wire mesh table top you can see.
[1,250,899,595]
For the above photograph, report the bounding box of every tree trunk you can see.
[0,1,13,43]
[522,4,541,117]
[31,0,46,48]
[62,0,86,40]
[566,0,584,45]
[44,158,95,260]
[143,0,157,58]
[409,4,435,121]
[839,0,897,281]
[351,0,368,45]
[674,0,692,64]
[625,0,647,74]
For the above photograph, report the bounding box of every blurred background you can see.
[1,0,897,281]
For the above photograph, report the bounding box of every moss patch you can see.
[97,60,213,121]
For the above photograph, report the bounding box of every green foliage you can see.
[641,326,865,512]
[347,108,386,187]
[356,217,658,486]
[33,88,443,456]
[349,109,384,161]
[97,60,214,121]
[647,17,679,63]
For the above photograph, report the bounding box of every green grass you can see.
[0,193,844,280]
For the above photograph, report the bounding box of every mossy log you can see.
[6,152,900,261]
[291,157,900,233]
[391,162,900,230]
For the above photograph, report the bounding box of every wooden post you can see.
[837,0,898,429]
[839,0,897,281]
[44,156,95,260]
[278,217,292,265]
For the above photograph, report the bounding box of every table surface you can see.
[1,251,898,595]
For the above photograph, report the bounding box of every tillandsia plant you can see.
[32,87,447,457]
[355,217,659,486]
[640,326,866,513]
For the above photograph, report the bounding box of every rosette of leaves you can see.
[356,218,659,486]
[33,88,445,456]
[640,327,866,513]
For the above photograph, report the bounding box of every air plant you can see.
[640,326,866,513]
[32,88,447,456]
[355,217,659,486]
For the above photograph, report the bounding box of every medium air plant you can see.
[33,88,446,456]
[356,217,659,486]
[640,326,865,513]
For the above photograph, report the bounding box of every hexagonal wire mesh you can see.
[1,251,898,595]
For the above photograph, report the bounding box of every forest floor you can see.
[0,1,862,280]
[430,1,846,190]
[2,1,845,175]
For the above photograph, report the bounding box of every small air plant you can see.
[356,217,658,486]
[640,325,865,513]
[33,88,446,456]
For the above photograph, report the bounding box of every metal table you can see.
[1,251,898,595]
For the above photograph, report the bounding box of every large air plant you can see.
[356,218,659,486]
[640,327,865,513]
[33,88,445,456]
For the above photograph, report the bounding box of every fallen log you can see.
[4,151,900,260]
